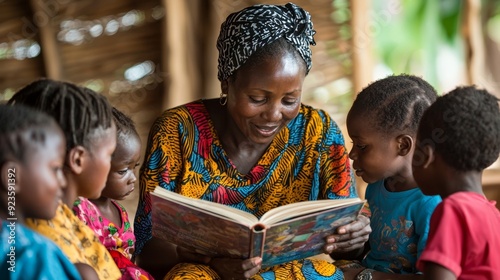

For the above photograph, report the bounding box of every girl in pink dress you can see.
[74,107,153,280]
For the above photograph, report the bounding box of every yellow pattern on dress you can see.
[26,202,122,280]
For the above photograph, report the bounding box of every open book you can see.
[151,187,365,268]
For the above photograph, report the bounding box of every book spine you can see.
[249,223,266,258]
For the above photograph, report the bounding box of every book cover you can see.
[151,187,365,268]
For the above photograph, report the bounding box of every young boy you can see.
[413,85,500,279]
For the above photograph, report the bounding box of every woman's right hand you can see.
[209,257,262,279]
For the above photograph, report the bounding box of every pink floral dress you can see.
[73,197,154,279]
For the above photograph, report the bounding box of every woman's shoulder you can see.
[290,103,343,143]
[154,99,211,125]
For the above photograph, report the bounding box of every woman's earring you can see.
[219,93,227,106]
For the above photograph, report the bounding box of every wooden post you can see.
[349,0,373,198]
[350,0,373,96]
[29,0,62,79]
[462,0,484,85]
[162,0,202,110]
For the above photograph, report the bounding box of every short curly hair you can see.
[418,85,500,171]
[349,74,438,136]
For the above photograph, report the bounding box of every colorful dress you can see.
[26,202,122,280]
[362,180,441,273]
[135,100,356,280]
[73,197,154,280]
[0,220,81,280]
[417,192,500,279]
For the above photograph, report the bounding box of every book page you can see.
[260,201,364,268]
[259,198,362,225]
[152,187,259,225]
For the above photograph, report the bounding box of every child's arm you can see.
[74,263,99,280]
[422,262,457,280]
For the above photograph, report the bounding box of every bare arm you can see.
[422,262,457,280]
[342,267,425,280]
[74,263,99,280]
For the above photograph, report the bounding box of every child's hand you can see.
[210,256,262,279]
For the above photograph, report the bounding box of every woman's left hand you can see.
[324,215,371,254]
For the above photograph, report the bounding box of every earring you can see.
[219,92,227,106]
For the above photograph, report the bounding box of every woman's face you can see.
[224,52,306,145]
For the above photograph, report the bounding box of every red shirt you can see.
[417,192,500,279]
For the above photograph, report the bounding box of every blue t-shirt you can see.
[0,220,81,280]
[361,180,441,274]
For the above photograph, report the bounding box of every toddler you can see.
[74,107,154,279]
[341,74,442,279]
[414,86,500,279]
[8,79,121,279]
[0,104,81,279]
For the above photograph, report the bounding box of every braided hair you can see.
[0,104,61,165]
[418,86,500,171]
[349,74,438,137]
[112,107,138,141]
[8,79,113,152]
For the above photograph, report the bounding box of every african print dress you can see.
[134,100,356,280]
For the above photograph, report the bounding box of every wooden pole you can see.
[162,0,199,110]
[348,0,374,198]
[29,0,62,79]
[350,0,373,96]
[462,0,485,85]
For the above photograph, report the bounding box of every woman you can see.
[134,3,370,279]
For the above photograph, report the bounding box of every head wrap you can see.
[216,2,316,81]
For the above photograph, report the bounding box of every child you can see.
[414,86,500,279]
[73,107,154,279]
[340,74,442,279]
[0,104,81,279]
[8,79,122,280]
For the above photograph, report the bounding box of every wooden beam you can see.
[29,0,63,79]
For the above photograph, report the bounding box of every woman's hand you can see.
[325,215,371,255]
[209,257,262,279]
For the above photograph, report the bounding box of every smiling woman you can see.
[133,3,370,280]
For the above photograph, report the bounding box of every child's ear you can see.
[420,145,435,169]
[396,135,413,156]
[0,161,22,193]
[66,146,87,175]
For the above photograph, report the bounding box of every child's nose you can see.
[129,173,137,184]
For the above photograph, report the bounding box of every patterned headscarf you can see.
[216,2,316,81]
